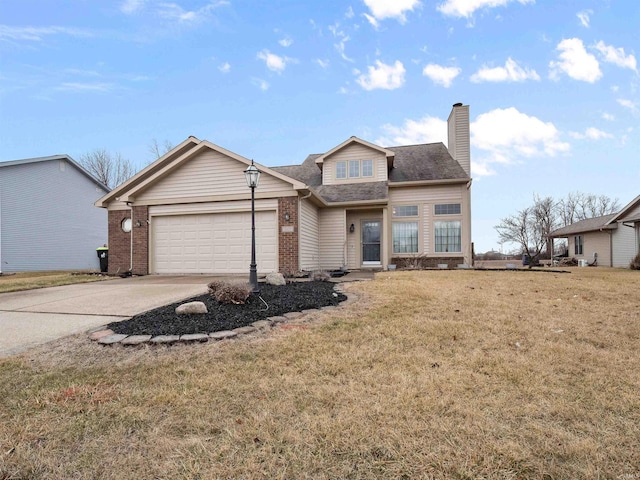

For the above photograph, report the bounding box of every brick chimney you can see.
[447,103,470,177]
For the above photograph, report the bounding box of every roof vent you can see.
[453,102,463,107]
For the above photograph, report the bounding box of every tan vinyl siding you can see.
[318,208,346,269]
[346,209,383,269]
[148,199,278,216]
[447,105,470,176]
[620,203,640,221]
[389,184,469,259]
[572,231,611,266]
[299,199,320,270]
[136,150,292,202]
[612,224,637,267]
[322,144,387,185]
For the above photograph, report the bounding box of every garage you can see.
[152,211,278,274]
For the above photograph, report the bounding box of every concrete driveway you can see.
[0,275,221,357]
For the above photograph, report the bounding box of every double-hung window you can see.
[392,205,419,254]
[574,235,583,255]
[335,159,374,179]
[435,221,461,253]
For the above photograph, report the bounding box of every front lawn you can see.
[0,271,110,293]
[0,268,638,479]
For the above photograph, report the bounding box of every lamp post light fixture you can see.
[244,160,261,293]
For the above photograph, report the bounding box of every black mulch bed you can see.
[107,281,347,336]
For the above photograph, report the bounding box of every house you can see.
[95,103,472,275]
[0,155,109,273]
[549,194,640,268]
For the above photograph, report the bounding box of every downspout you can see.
[127,202,134,272]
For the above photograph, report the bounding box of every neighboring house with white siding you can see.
[549,194,640,268]
[95,103,473,275]
[0,155,109,273]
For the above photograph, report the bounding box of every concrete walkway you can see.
[0,275,217,357]
[0,272,375,358]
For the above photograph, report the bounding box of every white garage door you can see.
[153,211,277,274]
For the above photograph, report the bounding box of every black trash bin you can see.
[96,246,108,273]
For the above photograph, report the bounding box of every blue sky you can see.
[1,0,638,252]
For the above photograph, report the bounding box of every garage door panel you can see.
[153,211,277,274]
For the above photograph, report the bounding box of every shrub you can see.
[214,283,252,304]
[207,280,225,295]
[310,270,331,282]
[630,253,640,270]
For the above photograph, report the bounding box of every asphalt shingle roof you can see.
[271,143,468,204]
[549,214,618,237]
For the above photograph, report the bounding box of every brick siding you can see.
[107,210,131,275]
[131,206,149,275]
[278,197,299,275]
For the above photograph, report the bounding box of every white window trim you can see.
[335,159,375,180]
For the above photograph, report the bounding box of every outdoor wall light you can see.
[350,223,355,233]
[134,220,142,228]
[284,213,290,221]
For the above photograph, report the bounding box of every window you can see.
[335,159,374,179]
[121,218,132,233]
[393,205,418,217]
[435,221,461,253]
[393,222,418,253]
[574,235,583,255]
[362,159,373,177]
[349,160,360,178]
[435,203,461,215]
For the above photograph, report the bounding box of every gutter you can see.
[388,178,471,187]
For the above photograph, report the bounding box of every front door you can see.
[362,220,381,264]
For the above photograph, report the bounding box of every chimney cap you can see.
[453,102,463,107]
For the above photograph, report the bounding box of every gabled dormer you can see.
[315,136,395,185]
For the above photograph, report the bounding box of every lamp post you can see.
[244,160,261,293]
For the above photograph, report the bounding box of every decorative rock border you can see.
[89,284,357,348]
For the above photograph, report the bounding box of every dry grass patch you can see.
[1,269,639,479]
[0,271,110,293]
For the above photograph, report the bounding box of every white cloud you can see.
[345,6,355,18]
[257,50,294,73]
[278,37,293,47]
[422,64,461,87]
[437,0,533,19]
[569,127,613,140]
[56,82,114,93]
[251,78,269,91]
[470,57,540,82]
[120,0,145,14]
[0,25,92,42]
[376,116,447,146]
[363,0,421,24]
[594,41,637,72]
[329,24,353,62]
[549,38,602,83]
[356,60,406,90]
[316,59,330,69]
[218,62,230,73]
[472,108,570,165]
[577,10,592,28]
[617,98,638,113]
[157,1,228,23]
[602,112,614,121]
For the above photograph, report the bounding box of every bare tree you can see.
[148,138,174,160]
[495,203,548,268]
[533,194,558,258]
[558,192,620,225]
[78,149,135,190]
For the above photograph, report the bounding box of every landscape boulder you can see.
[175,301,208,315]
[265,272,286,286]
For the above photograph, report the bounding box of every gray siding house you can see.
[0,155,109,273]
